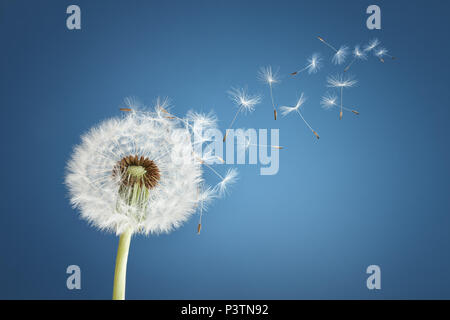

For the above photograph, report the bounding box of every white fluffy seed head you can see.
[66,103,236,236]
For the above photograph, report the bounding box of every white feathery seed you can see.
[327,74,358,88]
[320,92,339,110]
[291,53,322,76]
[364,38,380,52]
[66,101,237,235]
[228,87,261,113]
[258,66,280,119]
[214,168,238,196]
[280,93,307,116]
[332,45,349,65]
[280,93,320,139]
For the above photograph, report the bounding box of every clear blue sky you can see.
[0,0,449,299]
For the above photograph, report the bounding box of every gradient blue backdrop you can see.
[1,0,449,299]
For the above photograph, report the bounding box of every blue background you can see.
[1,0,449,299]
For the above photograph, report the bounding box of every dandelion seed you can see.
[123,96,143,112]
[317,36,348,65]
[280,93,320,139]
[258,66,280,120]
[375,47,396,63]
[224,87,261,142]
[291,53,322,76]
[321,92,359,115]
[327,74,358,120]
[317,36,339,52]
[120,108,132,112]
[363,38,380,52]
[196,185,215,235]
[344,45,367,72]
[332,46,349,65]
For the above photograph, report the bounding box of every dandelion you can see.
[344,45,367,72]
[66,101,237,299]
[363,38,380,52]
[327,74,358,120]
[258,66,280,120]
[317,36,348,65]
[375,47,396,63]
[291,53,322,76]
[332,46,349,65]
[280,93,320,139]
[321,92,359,115]
[223,87,261,142]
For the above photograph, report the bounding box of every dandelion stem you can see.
[113,228,132,300]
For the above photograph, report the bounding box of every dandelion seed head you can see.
[66,104,235,236]
[228,87,261,113]
[258,66,280,85]
[332,45,349,65]
[327,74,358,88]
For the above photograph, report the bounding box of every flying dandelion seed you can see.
[332,45,349,65]
[66,101,237,299]
[280,93,320,139]
[291,53,322,76]
[327,74,357,120]
[375,47,396,63]
[321,92,359,115]
[344,45,367,72]
[363,38,380,52]
[317,36,339,52]
[120,108,132,112]
[317,36,348,65]
[258,66,280,120]
[223,87,261,142]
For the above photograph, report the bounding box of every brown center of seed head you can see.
[113,155,160,189]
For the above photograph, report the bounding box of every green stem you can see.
[112,228,132,300]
